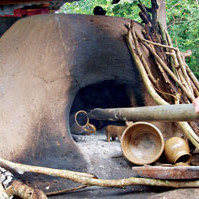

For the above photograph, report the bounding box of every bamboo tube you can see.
[88,104,199,122]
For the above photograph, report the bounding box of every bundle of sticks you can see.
[126,0,199,149]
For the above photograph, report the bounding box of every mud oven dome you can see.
[0,13,186,197]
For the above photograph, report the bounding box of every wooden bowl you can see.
[121,122,164,165]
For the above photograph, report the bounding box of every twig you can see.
[165,29,179,69]
[141,28,178,102]
[164,31,191,97]
[154,87,179,100]
[181,50,192,58]
[176,48,194,95]
[137,3,152,23]
[190,80,199,96]
[176,66,193,102]
[186,65,199,92]
[141,38,178,50]
[181,53,199,92]
[139,12,151,25]
[1,166,47,199]
[46,185,88,196]
[167,17,185,29]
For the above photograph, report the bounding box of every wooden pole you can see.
[88,104,199,122]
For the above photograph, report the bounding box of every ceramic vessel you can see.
[164,137,191,164]
[75,110,89,127]
[121,122,164,165]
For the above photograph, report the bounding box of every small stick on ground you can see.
[46,185,88,196]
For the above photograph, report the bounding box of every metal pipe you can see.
[88,104,199,122]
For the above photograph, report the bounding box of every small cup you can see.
[164,137,191,164]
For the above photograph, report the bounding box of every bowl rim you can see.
[120,121,164,165]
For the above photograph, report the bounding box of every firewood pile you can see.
[126,0,199,150]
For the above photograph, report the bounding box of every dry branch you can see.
[0,158,96,181]
[138,3,152,23]
[176,49,194,95]
[2,158,199,189]
[185,62,199,92]
[141,38,177,50]
[46,185,87,196]
[165,29,179,71]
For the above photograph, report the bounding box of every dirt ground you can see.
[47,130,199,198]
[49,131,172,199]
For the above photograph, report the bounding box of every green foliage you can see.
[59,0,198,78]
[59,0,143,21]
[166,0,199,79]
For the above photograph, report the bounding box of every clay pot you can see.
[121,122,164,165]
[70,110,96,135]
[164,137,191,164]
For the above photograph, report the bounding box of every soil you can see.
[54,130,171,199]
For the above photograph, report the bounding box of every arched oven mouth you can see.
[69,80,133,139]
